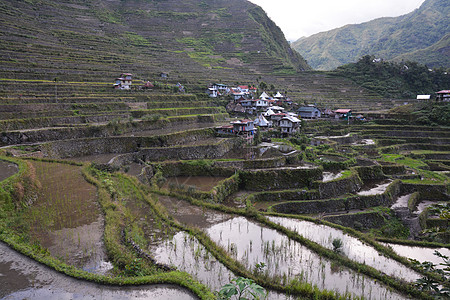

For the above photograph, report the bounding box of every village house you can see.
[270,112,287,126]
[260,91,271,100]
[436,90,450,101]
[298,105,321,119]
[114,73,132,90]
[231,119,255,135]
[279,115,301,135]
[238,85,249,93]
[270,106,285,113]
[416,95,431,100]
[274,91,284,100]
[215,119,255,141]
[254,114,271,128]
[207,83,228,98]
[334,109,352,120]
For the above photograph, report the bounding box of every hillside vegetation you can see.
[331,55,450,99]
[292,0,449,70]
[0,0,309,86]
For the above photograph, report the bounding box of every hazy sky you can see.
[247,0,426,41]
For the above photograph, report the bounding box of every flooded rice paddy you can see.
[268,216,421,282]
[386,244,450,270]
[357,180,392,196]
[0,242,197,300]
[158,196,410,299]
[207,216,409,299]
[322,171,344,182]
[163,176,228,192]
[27,161,111,274]
[0,160,18,181]
[151,231,235,291]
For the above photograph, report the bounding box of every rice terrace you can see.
[0,0,449,299]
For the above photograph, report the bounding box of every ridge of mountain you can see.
[291,0,449,70]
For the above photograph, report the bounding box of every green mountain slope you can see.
[0,0,309,85]
[292,0,449,70]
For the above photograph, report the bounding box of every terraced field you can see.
[1,107,449,299]
[0,0,448,299]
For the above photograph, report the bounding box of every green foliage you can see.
[332,238,343,253]
[411,251,450,298]
[218,277,267,300]
[332,55,450,99]
[292,0,450,70]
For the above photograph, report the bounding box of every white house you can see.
[279,115,301,135]
[254,114,271,128]
[264,108,275,117]
[207,87,218,98]
[255,99,269,109]
[114,73,132,90]
[416,95,431,100]
[260,92,271,100]
[274,92,284,99]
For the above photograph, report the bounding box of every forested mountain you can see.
[292,0,449,71]
[331,55,450,99]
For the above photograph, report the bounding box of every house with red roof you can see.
[436,90,450,101]
[114,73,132,90]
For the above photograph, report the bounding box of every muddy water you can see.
[158,196,233,228]
[70,153,118,163]
[386,244,450,270]
[207,216,409,299]
[163,176,228,192]
[0,243,198,300]
[0,160,18,181]
[28,161,111,274]
[268,216,421,282]
[357,180,392,196]
[322,171,344,182]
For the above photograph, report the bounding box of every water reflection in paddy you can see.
[322,171,344,182]
[268,216,421,282]
[207,216,409,299]
[151,231,235,291]
[0,242,198,300]
[158,196,410,298]
[357,180,392,196]
[163,176,228,192]
[386,244,450,270]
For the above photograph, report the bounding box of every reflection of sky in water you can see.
[269,216,421,282]
[151,231,234,291]
[357,180,392,196]
[206,216,409,300]
[386,244,450,270]
[0,243,196,300]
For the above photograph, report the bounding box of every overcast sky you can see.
[247,0,426,41]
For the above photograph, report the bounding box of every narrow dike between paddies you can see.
[155,194,413,299]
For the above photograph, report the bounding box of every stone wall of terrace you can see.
[240,167,323,191]
[138,139,238,162]
[272,180,402,214]
[40,128,217,158]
